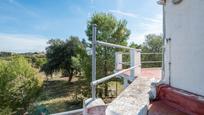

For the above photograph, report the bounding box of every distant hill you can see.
[0,51,45,57]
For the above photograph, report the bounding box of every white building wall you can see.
[164,0,204,96]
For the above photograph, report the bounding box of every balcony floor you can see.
[123,67,162,80]
[148,100,187,115]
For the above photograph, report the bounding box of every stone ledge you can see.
[106,77,152,115]
[86,98,105,108]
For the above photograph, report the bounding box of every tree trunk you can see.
[68,70,73,82]
[68,75,73,82]
[51,74,53,79]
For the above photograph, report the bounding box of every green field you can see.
[33,76,124,114]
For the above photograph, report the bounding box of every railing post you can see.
[135,50,141,77]
[130,49,136,81]
[115,52,127,88]
[92,24,97,100]
[123,78,128,88]
[115,52,122,71]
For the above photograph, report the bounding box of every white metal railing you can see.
[119,62,130,65]
[97,40,139,50]
[142,61,162,64]
[91,24,140,100]
[51,24,162,115]
[141,53,162,65]
[91,65,137,86]
[51,109,83,115]
[141,53,162,55]
[91,24,97,100]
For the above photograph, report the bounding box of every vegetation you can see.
[30,56,46,69]
[31,77,123,113]
[0,56,43,113]
[41,36,86,82]
[86,13,130,96]
[142,34,162,67]
[130,34,163,68]
[0,12,163,114]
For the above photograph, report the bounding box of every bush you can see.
[0,107,13,115]
[0,56,43,112]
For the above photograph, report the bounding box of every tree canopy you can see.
[86,13,130,44]
[85,12,130,96]
[41,36,86,82]
[142,34,163,67]
[130,34,163,68]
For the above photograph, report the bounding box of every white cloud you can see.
[109,10,137,18]
[0,33,48,53]
[129,14,162,44]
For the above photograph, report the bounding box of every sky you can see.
[0,0,162,53]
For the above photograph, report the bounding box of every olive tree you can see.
[42,36,86,82]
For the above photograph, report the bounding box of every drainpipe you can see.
[157,0,167,84]
[162,3,166,82]
[161,1,172,86]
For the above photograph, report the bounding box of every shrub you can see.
[0,56,43,112]
[0,107,13,115]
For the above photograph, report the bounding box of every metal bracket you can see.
[172,0,182,4]
[166,38,171,43]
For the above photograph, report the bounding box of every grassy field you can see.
[33,77,84,113]
[33,76,124,114]
[0,55,124,114]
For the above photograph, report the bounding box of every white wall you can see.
[164,0,204,96]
